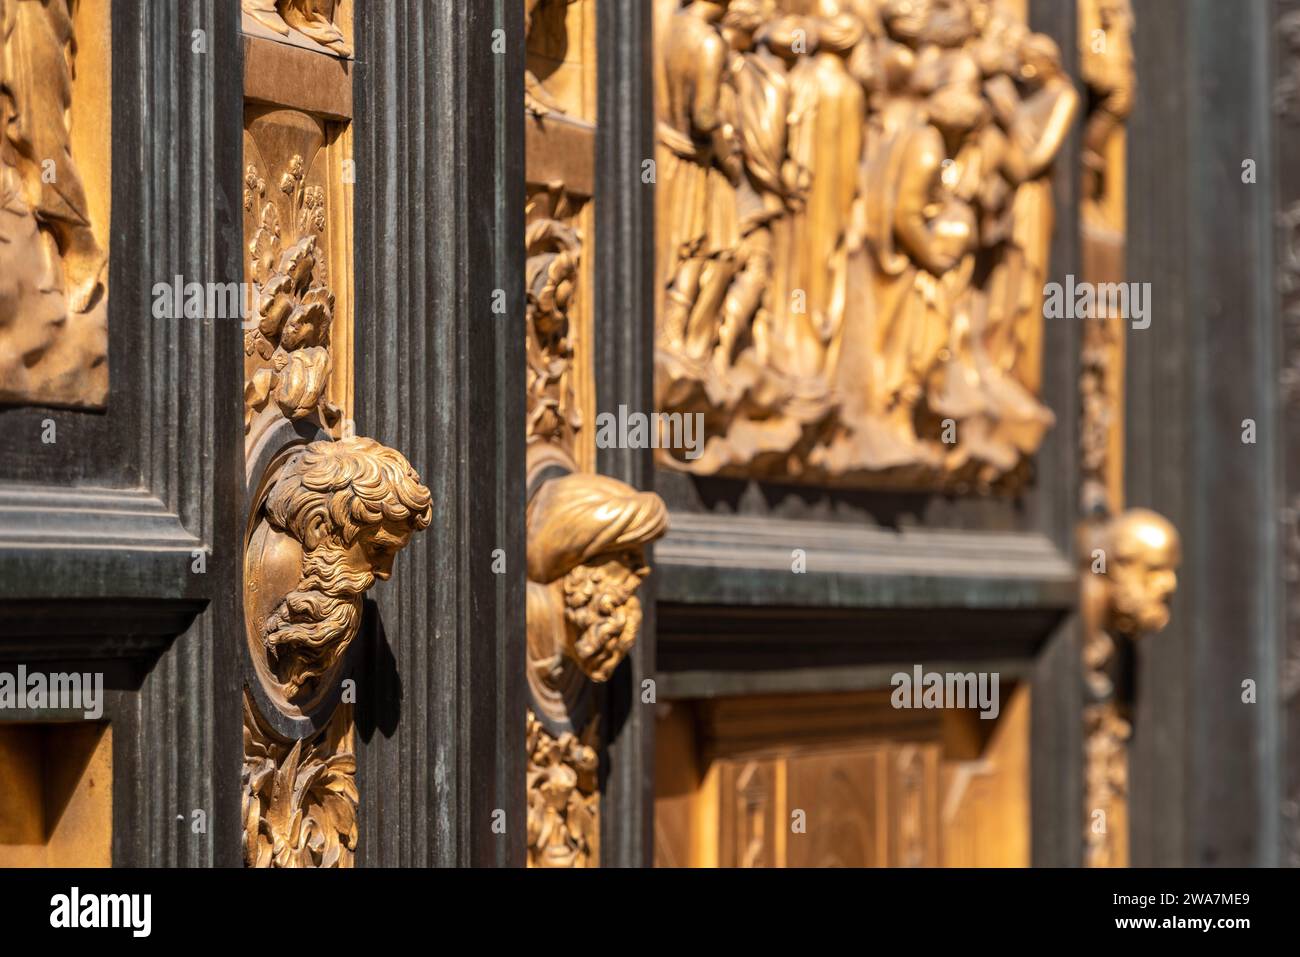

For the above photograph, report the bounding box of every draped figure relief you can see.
[0,0,109,407]
[655,0,1076,491]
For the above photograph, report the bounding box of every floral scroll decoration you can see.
[242,155,342,433]
[525,185,583,451]
[526,710,599,868]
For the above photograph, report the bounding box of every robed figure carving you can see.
[654,0,1077,491]
[0,0,108,407]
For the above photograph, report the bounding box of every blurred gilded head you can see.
[1105,508,1181,635]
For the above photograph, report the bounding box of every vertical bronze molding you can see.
[523,0,668,868]
[1077,0,1180,868]
[0,0,110,407]
[238,3,431,869]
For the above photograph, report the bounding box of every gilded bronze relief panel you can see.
[654,0,1073,492]
[0,0,110,408]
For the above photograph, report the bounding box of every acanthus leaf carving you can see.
[526,709,599,868]
[243,693,358,869]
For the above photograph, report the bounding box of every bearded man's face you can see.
[262,520,412,702]
[561,551,648,682]
[1109,554,1177,635]
[348,520,415,581]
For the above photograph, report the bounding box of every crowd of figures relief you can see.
[654,0,1077,490]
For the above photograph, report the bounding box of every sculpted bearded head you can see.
[526,473,669,683]
[1104,508,1181,636]
[259,437,432,700]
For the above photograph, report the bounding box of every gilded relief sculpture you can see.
[650,2,1080,866]
[1080,509,1180,868]
[240,4,430,868]
[525,0,580,114]
[523,126,669,864]
[654,0,1076,489]
[242,150,341,434]
[1076,0,1182,868]
[242,0,351,56]
[0,0,109,407]
[242,436,431,869]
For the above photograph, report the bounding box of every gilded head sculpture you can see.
[526,473,670,682]
[255,437,433,701]
[723,0,775,48]
[759,14,819,60]
[1104,508,1181,636]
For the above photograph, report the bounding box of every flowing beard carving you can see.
[262,541,374,700]
[561,560,646,682]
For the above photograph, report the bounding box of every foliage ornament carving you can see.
[243,695,358,869]
[526,710,599,868]
[243,154,342,434]
[653,0,1077,490]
